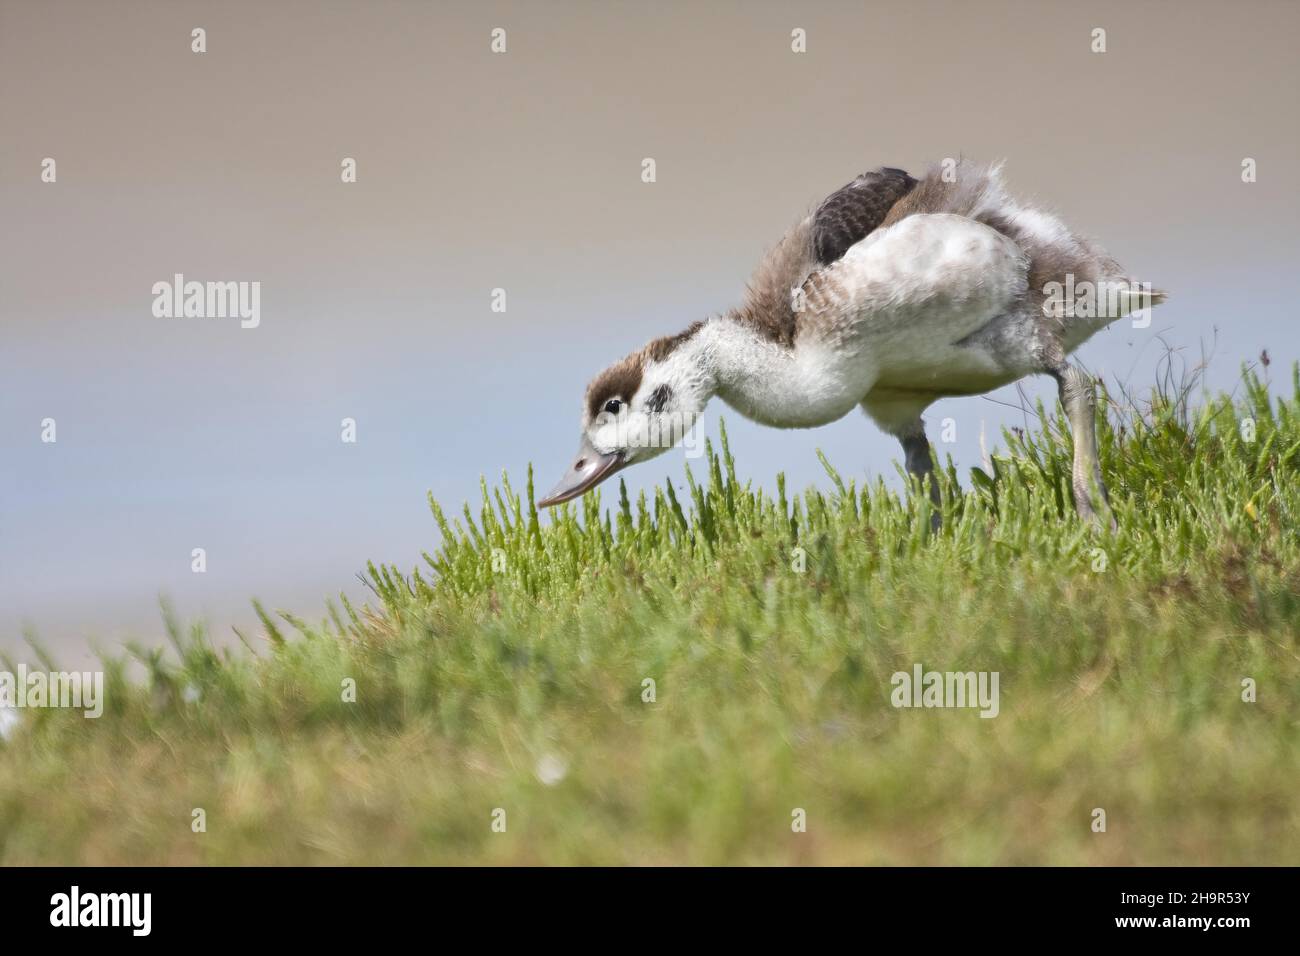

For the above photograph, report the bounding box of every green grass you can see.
[2,366,1299,865]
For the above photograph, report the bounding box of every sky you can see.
[2,0,1298,665]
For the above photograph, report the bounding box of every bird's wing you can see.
[737,167,919,347]
[811,167,918,265]
[799,213,1029,346]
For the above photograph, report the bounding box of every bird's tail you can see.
[1114,282,1168,318]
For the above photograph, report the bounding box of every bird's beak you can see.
[538,436,626,508]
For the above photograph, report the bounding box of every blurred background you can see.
[3,0,1297,664]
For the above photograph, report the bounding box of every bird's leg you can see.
[898,420,942,529]
[1052,364,1114,527]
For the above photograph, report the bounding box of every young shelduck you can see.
[539,160,1165,524]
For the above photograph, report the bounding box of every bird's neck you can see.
[672,313,764,391]
[674,314,822,427]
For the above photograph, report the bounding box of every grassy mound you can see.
[2,368,1298,864]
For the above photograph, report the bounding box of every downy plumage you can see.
[540,160,1166,524]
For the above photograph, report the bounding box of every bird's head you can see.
[538,325,711,508]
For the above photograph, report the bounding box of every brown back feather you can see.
[813,167,917,264]
[735,166,917,347]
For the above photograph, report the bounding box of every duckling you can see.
[539,160,1166,524]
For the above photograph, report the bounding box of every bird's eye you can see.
[604,399,623,414]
